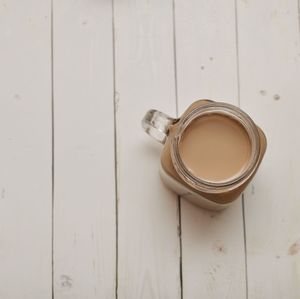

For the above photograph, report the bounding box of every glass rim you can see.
[170,102,261,193]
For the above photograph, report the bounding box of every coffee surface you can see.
[179,114,252,183]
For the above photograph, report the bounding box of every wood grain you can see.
[1,0,300,298]
[237,0,300,297]
[113,0,181,298]
[0,1,52,298]
[174,0,247,298]
[52,1,116,298]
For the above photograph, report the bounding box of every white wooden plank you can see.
[236,0,300,297]
[174,0,247,298]
[53,1,116,298]
[0,1,52,298]
[113,0,181,298]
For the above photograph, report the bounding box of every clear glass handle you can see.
[142,109,177,144]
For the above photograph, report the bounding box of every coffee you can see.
[178,114,252,183]
[142,100,267,210]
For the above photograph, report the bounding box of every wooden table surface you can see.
[1,0,300,298]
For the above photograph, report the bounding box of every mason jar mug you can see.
[142,100,267,211]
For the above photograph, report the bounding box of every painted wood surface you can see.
[0,1,52,298]
[52,1,116,298]
[113,0,181,298]
[174,0,246,298]
[0,0,299,298]
[237,0,300,298]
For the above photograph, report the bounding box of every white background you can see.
[0,0,299,298]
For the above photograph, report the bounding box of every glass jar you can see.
[142,100,267,210]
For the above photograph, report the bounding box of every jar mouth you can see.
[170,102,261,193]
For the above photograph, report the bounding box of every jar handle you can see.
[142,109,177,144]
